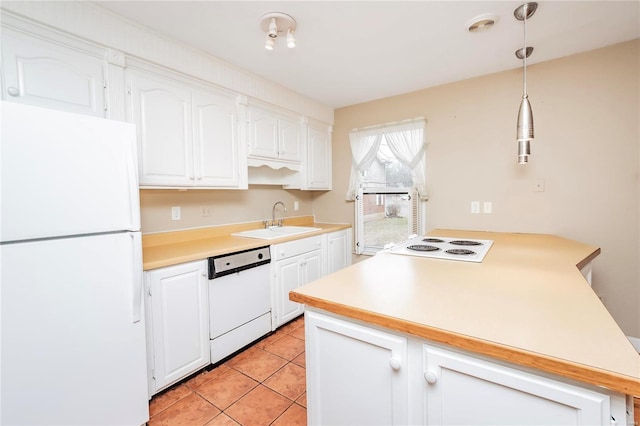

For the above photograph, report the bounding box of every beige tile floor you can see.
[148,316,306,426]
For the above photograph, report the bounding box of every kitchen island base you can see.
[304,309,632,426]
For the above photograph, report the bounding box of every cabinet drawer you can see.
[272,236,323,261]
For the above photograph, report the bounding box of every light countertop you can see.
[290,229,640,396]
[142,216,350,270]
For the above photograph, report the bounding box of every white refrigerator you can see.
[1,102,149,425]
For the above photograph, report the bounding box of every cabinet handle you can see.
[389,358,401,370]
[280,251,285,257]
[423,370,438,384]
[7,87,19,97]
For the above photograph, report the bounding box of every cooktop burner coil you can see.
[445,248,476,255]
[407,245,440,252]
[422,238,445,243]
[449,240,483,246]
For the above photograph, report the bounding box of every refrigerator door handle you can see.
[125,129,142,231]
[131,232,143,323]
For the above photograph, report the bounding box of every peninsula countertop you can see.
[142,216,350,270]
[290,229,640,396]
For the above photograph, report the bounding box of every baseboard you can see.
[627,335,640,353]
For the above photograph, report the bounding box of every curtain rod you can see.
[350,116,426,133]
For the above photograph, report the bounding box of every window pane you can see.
[362,193,411,250]
[362,139,413,189]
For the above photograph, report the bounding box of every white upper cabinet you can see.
[1,29,107,117]
[126,67,246,189]
[192,91,244,188]
[128,69,192,186]
[277,115,303,162]
[305,122,333,190]
[247,102,302,168]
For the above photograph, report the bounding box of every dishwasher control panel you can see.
[208,246,271,279]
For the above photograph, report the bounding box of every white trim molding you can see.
[0,1,334,124]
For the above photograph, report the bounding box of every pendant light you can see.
[514,2,537,164]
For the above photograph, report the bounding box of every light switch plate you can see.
[471,201,480,214]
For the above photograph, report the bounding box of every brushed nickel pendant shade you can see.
[514,2,537,164]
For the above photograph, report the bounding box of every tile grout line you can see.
[149,316,306,424]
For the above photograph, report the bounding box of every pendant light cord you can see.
[523,5,528,97]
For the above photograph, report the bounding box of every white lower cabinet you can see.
[422,345,612,425]
[305,310,409,426]
[272,236,324,328]
[325,229,352,275]
[304,310,628,426]
[144,260,210,395]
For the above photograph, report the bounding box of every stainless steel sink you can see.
[232,226,322,240]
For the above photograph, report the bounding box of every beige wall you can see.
[140,186,314,233]
[312,40,640,338]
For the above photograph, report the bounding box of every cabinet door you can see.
[127,70,193,187]
[147,260,209,393]
[422,345,610,425]
[306,124,332,189]
[302,249,324,283]
[278,115,302,162]
[274,256,304,327]
[326,229,352,275]
[1,30,106,117]
[192,90,244,187]
[247,105,279,159]
[306,310,409,425]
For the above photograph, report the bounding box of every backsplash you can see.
[140,186,314,233]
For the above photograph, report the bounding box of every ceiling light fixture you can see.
[260,12,297,51]
[514,2,537,165]
[466,13,498,32]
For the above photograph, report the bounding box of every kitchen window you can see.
[346,118,427,255]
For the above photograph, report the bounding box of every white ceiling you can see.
[93,1,639,108]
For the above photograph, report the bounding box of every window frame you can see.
[355,187,422,255]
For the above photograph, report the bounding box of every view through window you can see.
[357,138,417,253]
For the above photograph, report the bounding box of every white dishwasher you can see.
[208,246,272,364]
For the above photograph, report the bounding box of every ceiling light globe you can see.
[286,28,296,48]
[265,37,275,51]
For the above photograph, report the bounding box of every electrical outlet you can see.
[294,201,299,211]
[483,201,492,214]
[471,201,480,214]
[171,206,181,221]
[200,206,212,217]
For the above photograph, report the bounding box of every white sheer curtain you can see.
[383,120,427,200]
[346,118,427,201]
[345,128,383,200]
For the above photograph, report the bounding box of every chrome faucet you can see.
[271,201,286,227]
